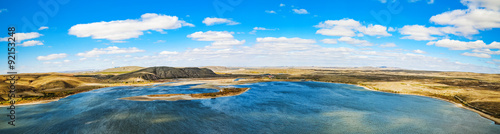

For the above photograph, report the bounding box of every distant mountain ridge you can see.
[112,66,217,80]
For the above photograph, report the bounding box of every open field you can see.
[1,66,500,124]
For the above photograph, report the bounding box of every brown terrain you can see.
[1,66,499,123]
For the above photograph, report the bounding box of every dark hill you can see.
[111,66,217,80]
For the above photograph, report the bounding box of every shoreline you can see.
[0,81,168,107]
[121,88,251,101]
[355,84,500,125]
[3,77,499,124]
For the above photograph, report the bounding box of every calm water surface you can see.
[1,81,499,133]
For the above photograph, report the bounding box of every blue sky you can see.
[1,0,500,73]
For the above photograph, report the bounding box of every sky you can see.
[0,0,500,73]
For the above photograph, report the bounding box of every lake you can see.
[1,81,499,133]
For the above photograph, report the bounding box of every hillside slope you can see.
[112,66,217,80]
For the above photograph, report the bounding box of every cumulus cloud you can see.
[315,18,391,37]
[265,10,276,14]
[429,8,500,37]
[461,52,491,58]
[68,13,194,41]
[202,17,240,26]
[337,37,373,46]
[187,31,245,48]
[427,39,500,50]
[0,32,45,47]
[1,32,43,42]
[19,40,44,47]
[37,53,67,60]
[154,40,166,43]
[280,3,285,7]
[413,49,427,54]
[399,25,443,41]
[358,24,392,36]
[321,39,338,44]
[187,31,235,41]
[250,27,277,34]
[409,0,435,4]
[398,1,500,40]
[76,46,145,57]
[428,39,500,58]
[293,9,309,14]
[380,43,397,48]
[256,37,316,44]
[460,0,500,11]
[38,26,49,30]
[95,36,500,74]
[159,51,179,55]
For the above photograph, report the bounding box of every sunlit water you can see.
[1,81,499,133]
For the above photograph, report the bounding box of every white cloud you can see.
[321,39,338,44]
[95,36,500,74]
[315,18,391,37]
[253,37,320,52]
[37,53,67,60]
[154,40,166,43]
[1,32,43,42]
[187,31,234,41]
[461,52,491,58]
[19,40,44,47]
[43,61,62,64]
[280,3,285,7]
[256,37,316,44]
[187,31,245,48]
[68,13,194,41]
[159,51,179,55]
[409,0,435,4]
[472,49,500,57]
[38,26,49,30]
[76,46,145,57]
[0,9,6,13]
[337,37,373,46]
[399,25,443,41]
[413,49,427,54]
[380,43,397,48]
[211,40,246,46]
[428,39,500,50]
[64,60,71,63]
[250,27,277,34]
[428,39,500,58]
[429,8,500,37]
[202,17,240,26]
[0,32,45,47]
[378,0,387,3]
[461,0,500,11]
[265,10,277,14]
[112,40,127,43]
[292,9,309,14]
[388,27,396,32]
[358,24,392,36]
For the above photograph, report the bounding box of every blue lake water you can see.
[1,81,499,133]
